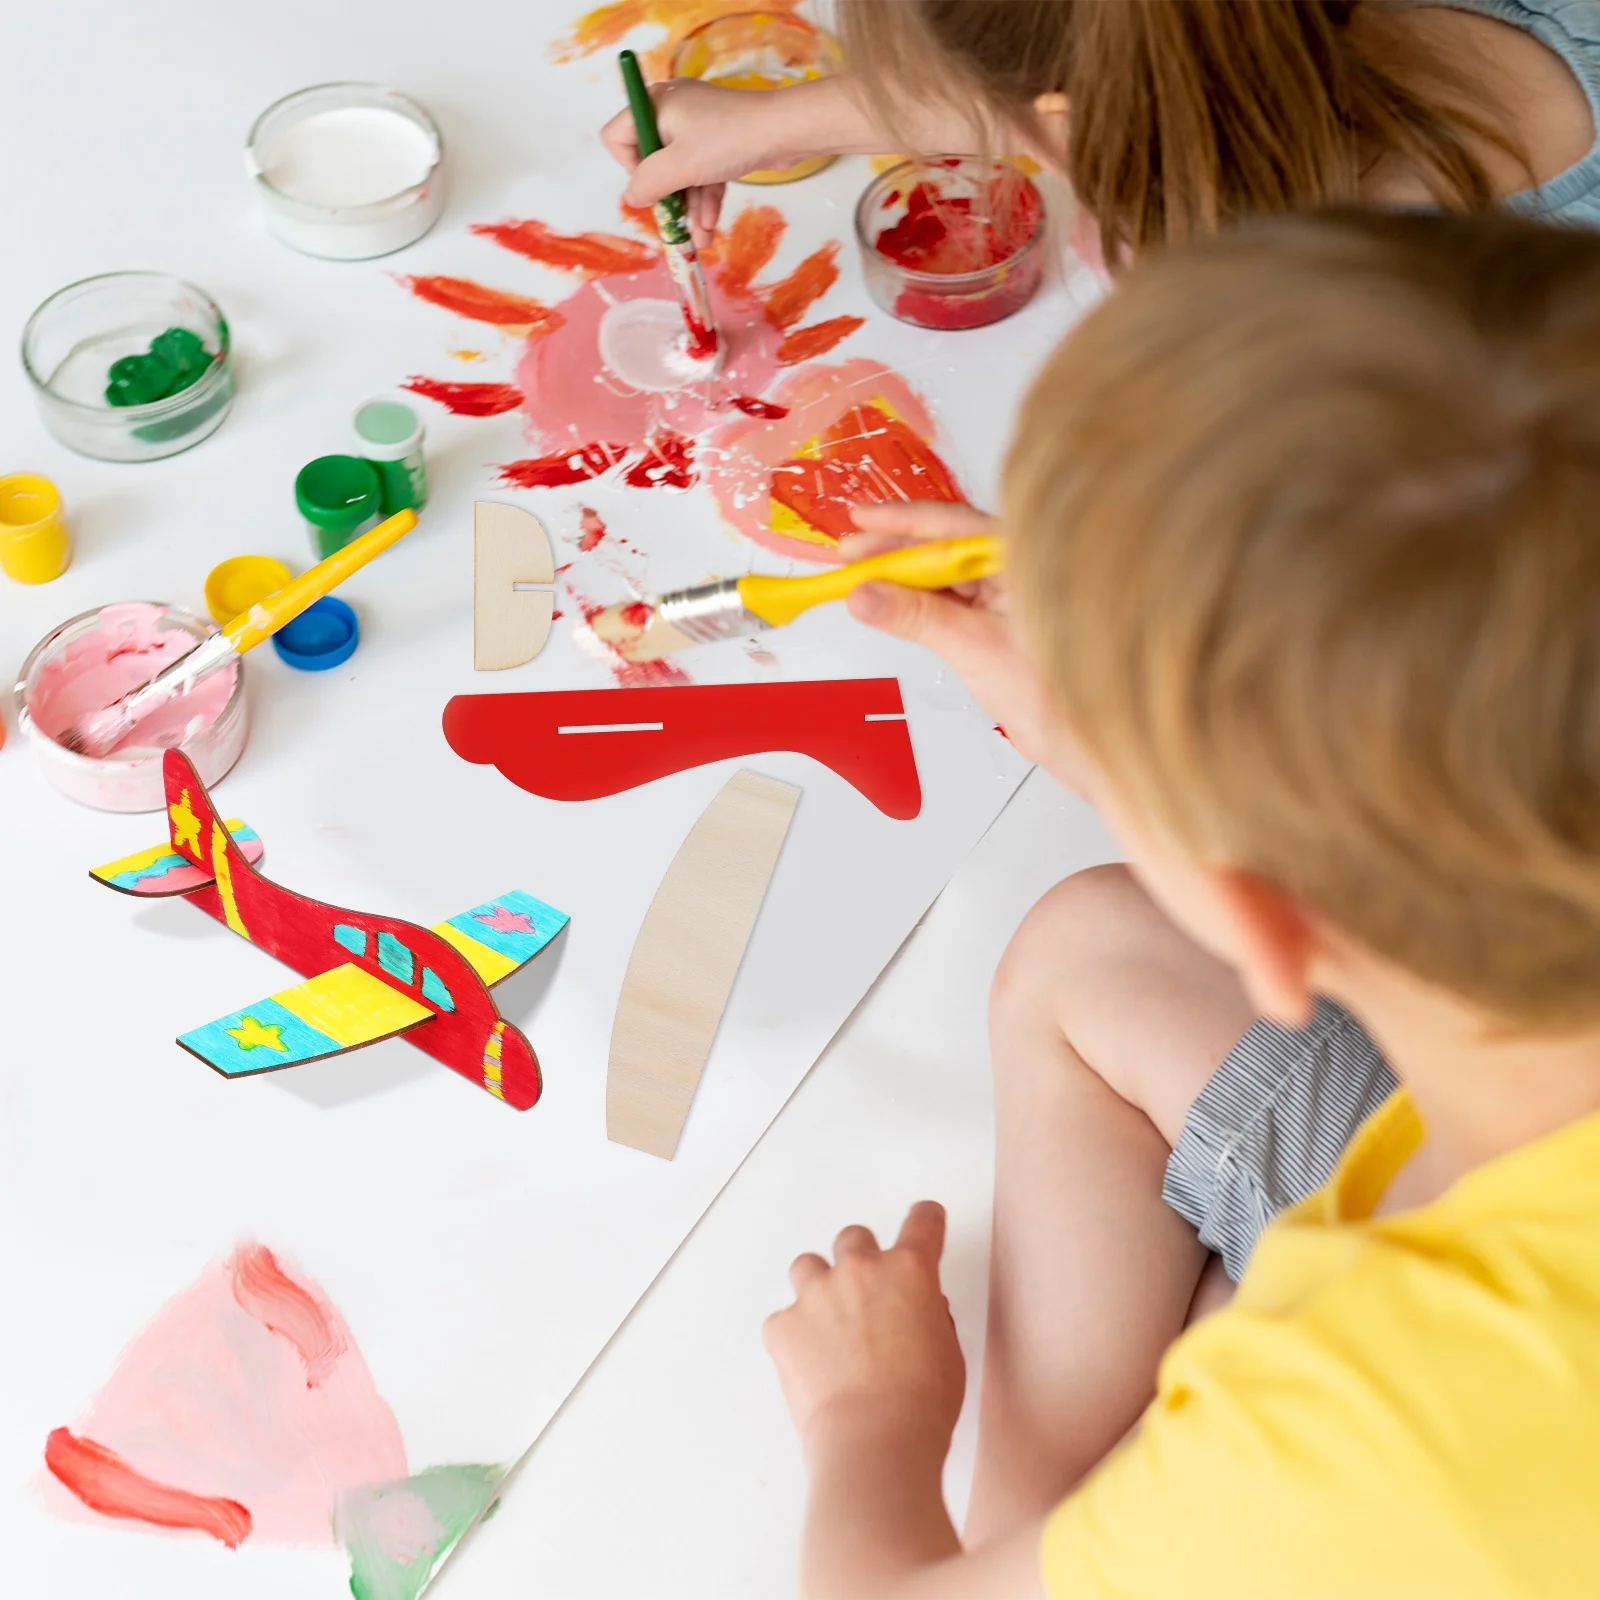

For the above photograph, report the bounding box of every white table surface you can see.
[0,2,1121,1593]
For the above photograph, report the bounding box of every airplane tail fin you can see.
[89,752,262,898]
[163,749,230,869]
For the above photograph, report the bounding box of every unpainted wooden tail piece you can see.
[474,501,554,670]
[607,770,801,1158]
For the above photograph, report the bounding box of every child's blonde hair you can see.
[839,0,1522,264]
[1006,210,1600,1030]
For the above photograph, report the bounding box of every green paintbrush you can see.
[618,48,721,362]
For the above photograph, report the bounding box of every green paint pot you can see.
[354,396,427,515]
[295,455,382,559]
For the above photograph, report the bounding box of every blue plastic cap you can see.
[272,597,359,671]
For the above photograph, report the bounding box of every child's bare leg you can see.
[964,864,1255,1545]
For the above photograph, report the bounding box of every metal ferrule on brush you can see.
[655,580,759,644]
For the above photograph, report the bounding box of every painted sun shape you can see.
[549,0,804,76]
[399,203,965,563]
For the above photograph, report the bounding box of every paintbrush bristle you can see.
[590,601,699,663]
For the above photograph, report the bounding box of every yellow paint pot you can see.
[0,474,71,584]
[672,12,841,185]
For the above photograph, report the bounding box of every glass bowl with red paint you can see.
[855,157,1046,331]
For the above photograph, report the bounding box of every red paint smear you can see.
[499,434,694,491]
[401,377,525,417]
[771,404,964,540]
[874,179,1041,274]
[613,658,693,687]
[762,242,842,329]
[578,506,609,552]
[682,304,719,362]
[472,219,658,277]
[729,394,790,419]
[501,441,629,488]
[619,601,653,627]
[398,276,563,333]
[551,608,565,620]
[709,205,784,296]
[230,1244,346,1388]
[623,431,695,490]
[44,1429,253,1549]
[776,316,867,366]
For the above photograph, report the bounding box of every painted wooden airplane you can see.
[89,748,566,1110]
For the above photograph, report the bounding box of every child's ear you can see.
[1213,869,1317,1027]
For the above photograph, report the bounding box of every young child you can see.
[605,0,1600,1536]
[603,0,1598,256]
[763,207,1600,1597]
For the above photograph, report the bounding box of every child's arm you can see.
[765,1201,1050,1600]
[601,76,997,245]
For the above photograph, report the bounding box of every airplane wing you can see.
[91,820,263,898]
[427,890,569,988]
[178,962,435,1078]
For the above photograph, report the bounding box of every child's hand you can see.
[764,1201,966,1465]
[601,79,802,247]
[843,503,1090,791]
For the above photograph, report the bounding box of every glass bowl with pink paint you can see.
[854,157,1047,331]
[14,603,248,813]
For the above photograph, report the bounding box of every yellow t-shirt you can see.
[1042,1091,1600,1597]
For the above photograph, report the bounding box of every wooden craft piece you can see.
[442,678,921,819]
[474,501,555,670]
[87,750,570,1109]
[607,770,800,1159]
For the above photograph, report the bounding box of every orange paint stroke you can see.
[230,1244,346,1388]
[777,316,867,365]
[620,200,661,240]
[771,402,964,540]
[551,0,802,75]
[472,219,657,277]
[45,1429,253,1549]
[762,242,842,329]
[707,206,784,296]
[398,276,564,334]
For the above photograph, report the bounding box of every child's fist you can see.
[763,1201,966,1462]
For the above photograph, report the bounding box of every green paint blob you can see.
[355,401,419,447]
[105,326,214,408]
[340,1464,506,1600]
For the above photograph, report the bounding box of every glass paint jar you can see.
[353,396,427,514]
[248,83,446,260]
[0,474,71,584]
[296,456,383,559]
[672,12,841,184]
[854,158,1046,331]
[14,604,248,813]
[22,274,234,462]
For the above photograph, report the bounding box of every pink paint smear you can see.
[43,1244,406,1547]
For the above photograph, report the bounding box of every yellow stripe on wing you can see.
[428,919,517,984]
[273,963,433,1049]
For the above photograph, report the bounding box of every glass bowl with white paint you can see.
[21,273,234,463]
[247,83,446,260]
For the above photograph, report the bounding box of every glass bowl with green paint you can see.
[21,272,235,462]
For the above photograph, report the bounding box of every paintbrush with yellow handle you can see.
[59,508,418,757]
[592,534,1002,662]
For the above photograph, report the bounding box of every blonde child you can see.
[604,0,1600,1536]
[765,206,1600,1598]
